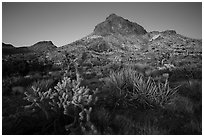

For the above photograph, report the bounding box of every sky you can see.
[2,2,202,47]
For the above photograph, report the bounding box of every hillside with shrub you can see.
[2,13,202,135]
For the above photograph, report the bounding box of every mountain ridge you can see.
[2,13,202,72]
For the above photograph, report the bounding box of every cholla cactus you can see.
[54,77,74,94]
[24,86,54,119]
[24,75,100,134]
[72,87,99,107]
[72,87,91,107]
[24,77,75,119]
[24,52,99,134]
[79,107,99,134]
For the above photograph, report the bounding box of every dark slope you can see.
[2,43,31,55]
[2,41,57,56]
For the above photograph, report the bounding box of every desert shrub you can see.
[90,58,102,67]
[176,80,202,102]
[48,71,64,80]
[2,61,15,77]
[2,77,14,95]
[88,41,110,53]
[2,76,36,95]
[4,65,201,134]
[3,60,29,77]
[175,79,202,121]
[134,120,168,135]
[13,77,36,87]
[17,60,30,76]
[23,76,100,134]
[3,57,52,77]
[101,62,124,77]
[165,95,194,114]
[110,114,137,134]
[183,119,202,134]
[101,68,179,109]
[169,67,202,82]
[89,103,169,135]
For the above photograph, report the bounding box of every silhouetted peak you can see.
[94,14,147,36]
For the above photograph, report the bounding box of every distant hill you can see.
[29,41,57,53]
[2,43,14,48]
[2,41,57,56]
[2,43,30,55]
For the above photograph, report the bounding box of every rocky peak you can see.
[94,13,147,36]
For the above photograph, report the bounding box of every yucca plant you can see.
[104,68,180,109]
[156,79,180,106]
[131,77,180,108]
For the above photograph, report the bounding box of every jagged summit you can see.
[94,13,147,36]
